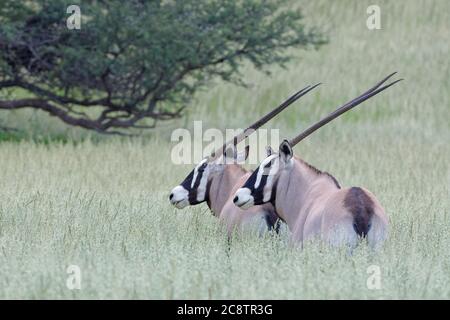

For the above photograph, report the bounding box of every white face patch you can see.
[252,155,280,203]
[191,159,208,188]
[170,185,189,209]
[196,165,210,202]
[254,155,278,189]
[233,188,254,209]
[263,156,285,202]
[191,158,212,203]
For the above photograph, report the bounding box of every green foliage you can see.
[0,130,24,142]
[0,0,325,133]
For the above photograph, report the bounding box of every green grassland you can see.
[0,0,449,298]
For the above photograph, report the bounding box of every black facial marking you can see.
[180,170,194,190]
[180,164,206,205]
[253,172,269,204]
[242,163,272,205]
[243,169,258,190]
[189,167,204,204]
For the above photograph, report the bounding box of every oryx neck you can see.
[275,157,339,231]
[208,164,246,216]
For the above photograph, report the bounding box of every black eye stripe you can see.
[242,168,269,204]
[180,164,206,190]
[197,162,208,172]
[188,169,205,203]
[243,170,258,190]
[257,174,268,191]
[193,170,203,188]
[261,160,275,176]
[180,170,194,190]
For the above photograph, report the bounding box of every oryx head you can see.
[169,83,321,209]
[233,140,293,209]
[169,145,249,208]
[234,72,403,210]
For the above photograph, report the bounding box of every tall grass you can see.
[0,0,448,298]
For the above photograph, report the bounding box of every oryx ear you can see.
[265,146,274,157]
[279,140,293,163]
[235,145,250,163]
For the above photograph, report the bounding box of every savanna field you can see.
[0,0,449,299]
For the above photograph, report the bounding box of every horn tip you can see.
[385,71,398,79]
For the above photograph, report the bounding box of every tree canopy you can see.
[0,0,325,134]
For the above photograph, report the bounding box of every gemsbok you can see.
[169,84,320,236]
[233,73,402,248]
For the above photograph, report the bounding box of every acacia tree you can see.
[0,0,325,134]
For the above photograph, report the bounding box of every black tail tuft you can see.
[344,187,375,238]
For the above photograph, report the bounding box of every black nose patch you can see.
[169,193,174,200]
[233,196,238,203]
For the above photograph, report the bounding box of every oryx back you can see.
[303,186,388,249]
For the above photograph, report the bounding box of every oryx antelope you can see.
[169,84,320,235]
[233,73,402,248]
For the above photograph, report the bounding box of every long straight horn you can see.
[211,83,321,159]
[289,73,403,146]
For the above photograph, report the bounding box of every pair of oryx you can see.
[170,73,402,248]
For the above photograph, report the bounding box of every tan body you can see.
[275,157,388,248]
